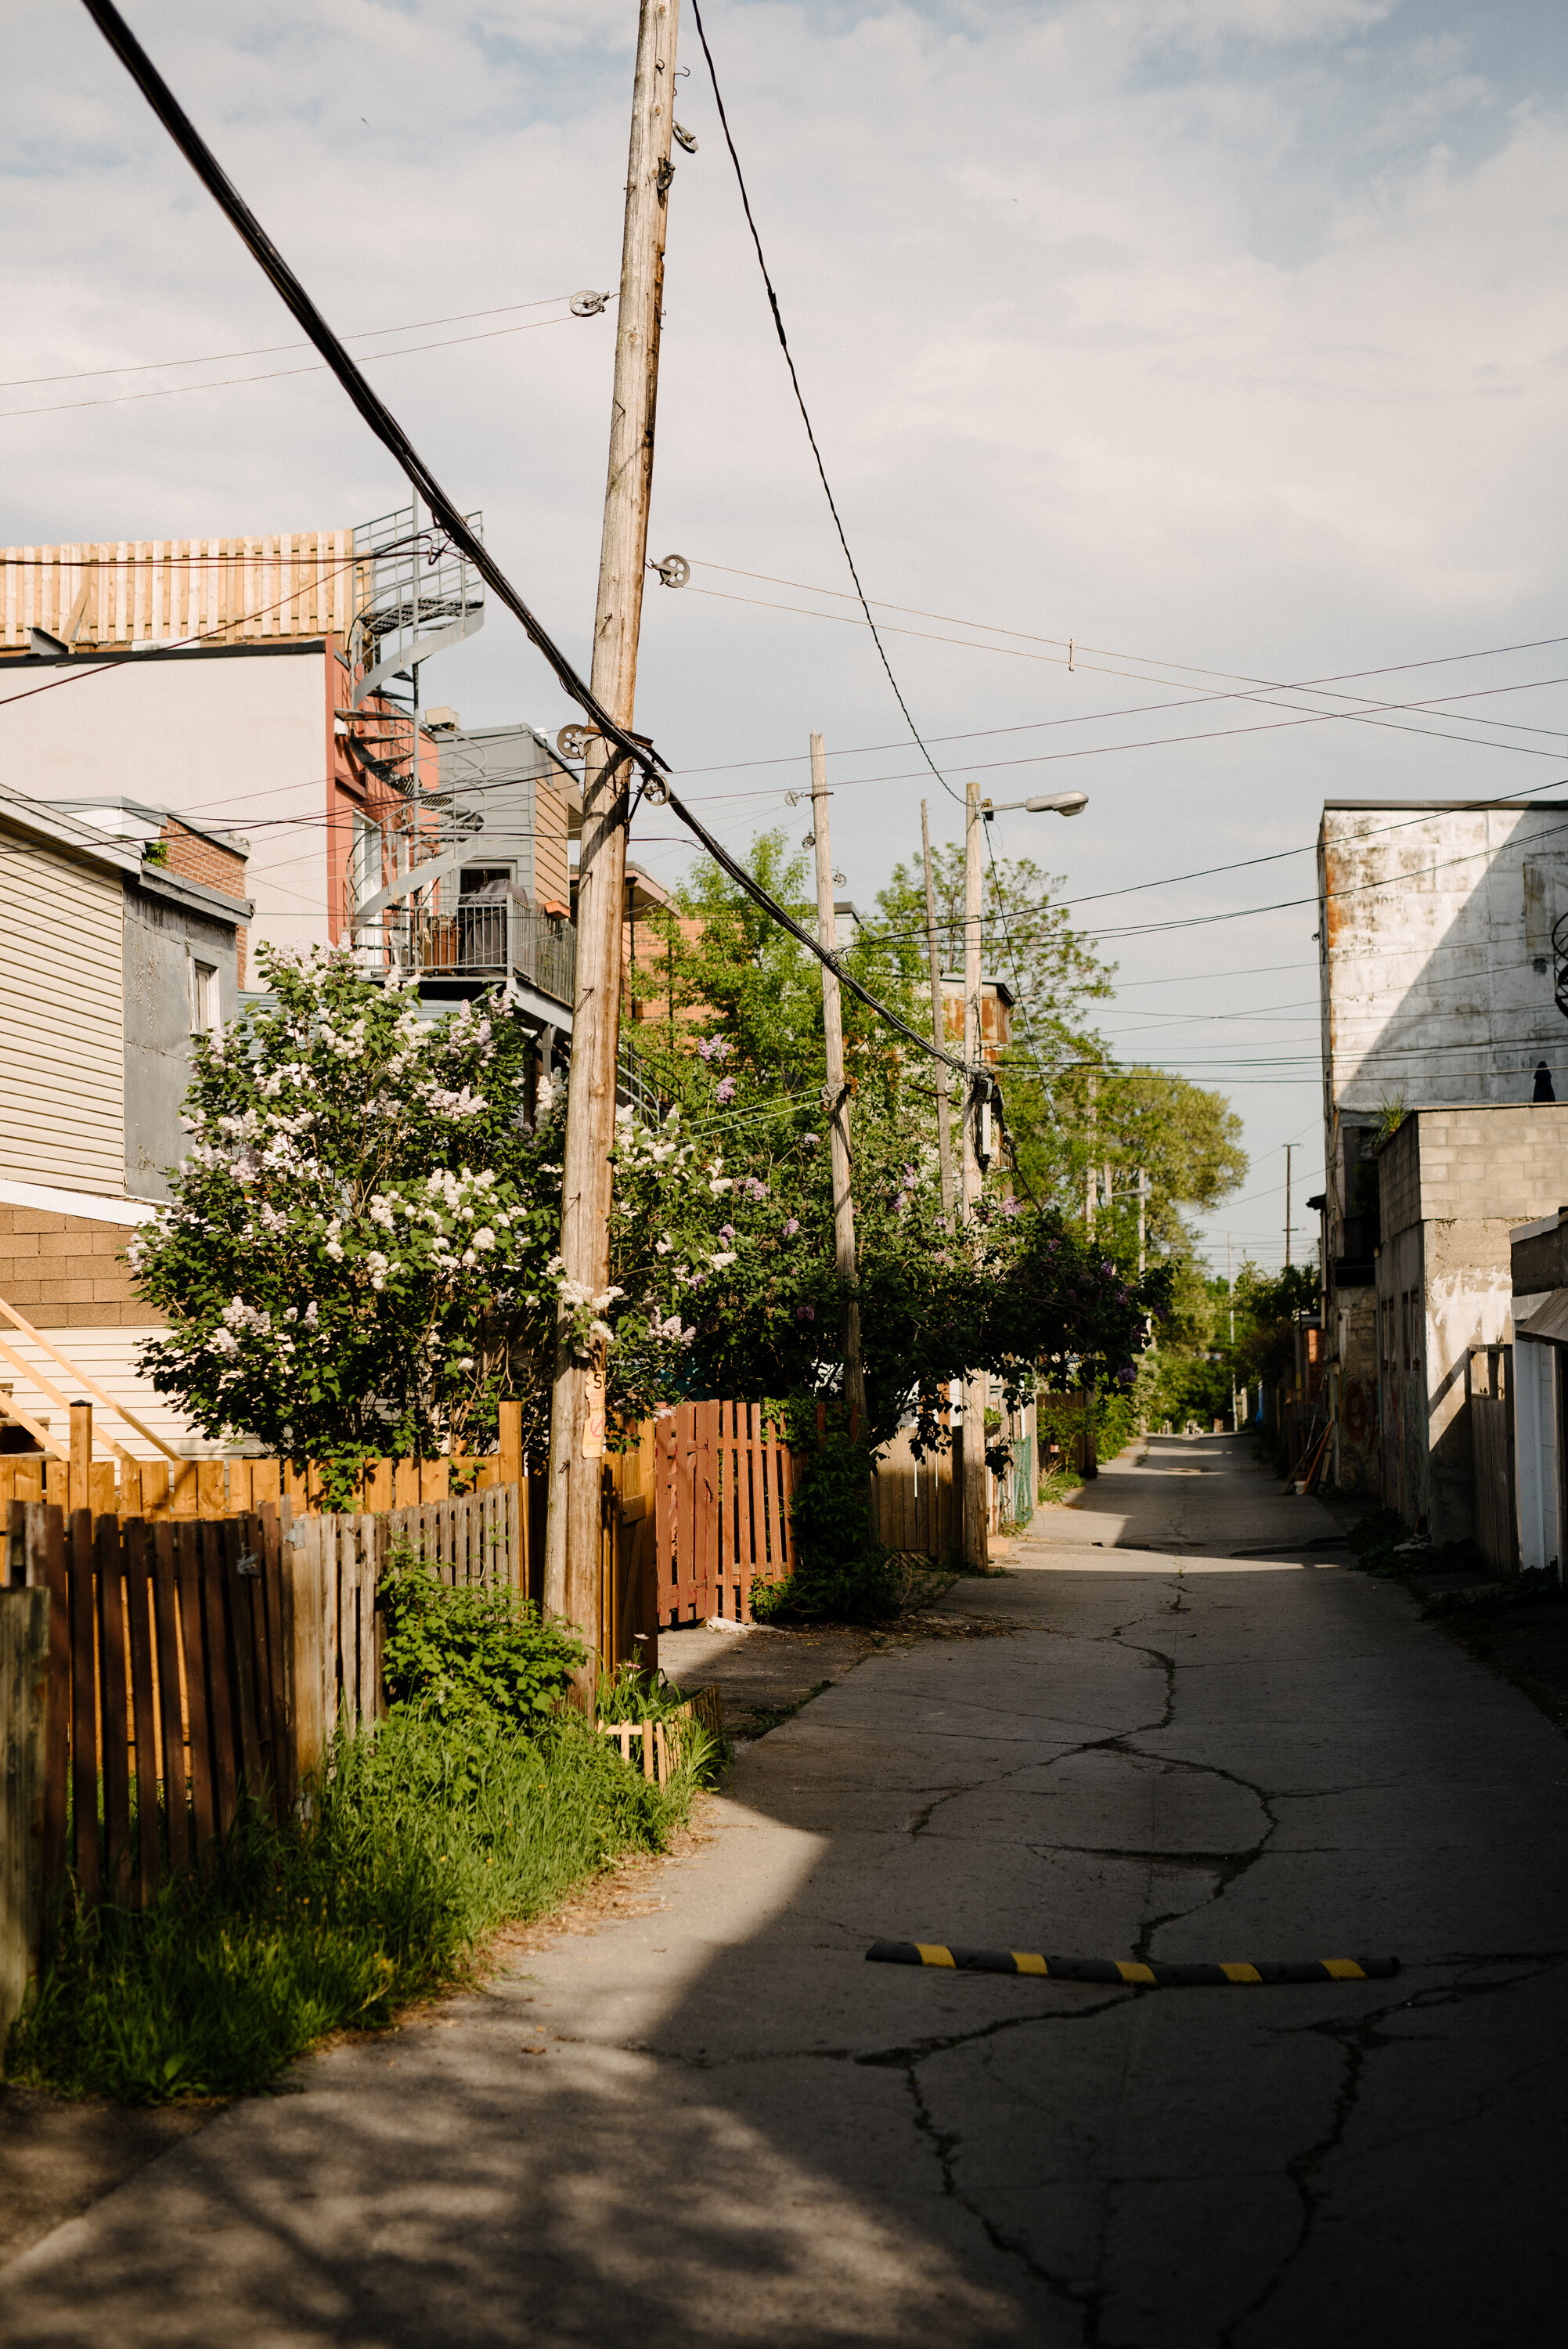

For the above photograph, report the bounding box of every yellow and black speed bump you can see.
[865,1943,1398,1986]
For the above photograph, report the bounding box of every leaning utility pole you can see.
[809,733,866,1427]
[920,798,956,1229]
[1085,1071,1098,1232]
[545,0,681,1658]
[959,782,989,1570]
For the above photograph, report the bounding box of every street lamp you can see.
[956,781,1090,1568]
[982,791,1090,821]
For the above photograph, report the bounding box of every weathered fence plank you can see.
[1,1583,49,2062]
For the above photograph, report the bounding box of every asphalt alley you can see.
[3,1434,1566,2347]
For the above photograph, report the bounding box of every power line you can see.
[0,290,593,389]
[687,0,962,814]
[687,561,1568,743]
[77,0,988,1096]
[679,577,1568,759]
[1,308,592,423]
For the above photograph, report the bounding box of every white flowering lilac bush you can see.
[132,947,568,1494]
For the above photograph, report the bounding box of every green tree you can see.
[130,947,569,1490]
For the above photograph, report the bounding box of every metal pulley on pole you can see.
[809,733,866,1429]
[544,0,683,1672]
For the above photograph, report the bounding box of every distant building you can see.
[0,778,252,1460]
[939,973,1014,1065]
[1317,799,1568,1499]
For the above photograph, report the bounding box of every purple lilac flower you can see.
[796,1304,815,1322]
[716,1075,736,1104]
[718,1223,736,1242]
[783,1217,800,1237]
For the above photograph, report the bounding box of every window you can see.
[189,958,219,1037]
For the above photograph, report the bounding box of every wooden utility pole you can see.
[921,799,956,1229]
[960,782,989,1569]
[1085,1070,1098,1230]
[809,734,866,1425]
[544,0,681,1660]
[1285,1143,1293,1270]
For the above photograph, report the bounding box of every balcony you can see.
[413,902,576,1010]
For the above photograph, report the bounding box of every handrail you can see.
[0,1294,183,1462]
[0,1330,135,1468]
[0,1377,67,1463]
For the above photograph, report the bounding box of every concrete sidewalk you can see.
[4,1434,1566,2346]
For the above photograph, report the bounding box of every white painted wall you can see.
[1320,801,1568,1116]
[3,647,333,969]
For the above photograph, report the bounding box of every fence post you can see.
[1,1584,49,2063]
[68,1401,92,1517]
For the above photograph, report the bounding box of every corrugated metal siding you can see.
[0,830,124,1191]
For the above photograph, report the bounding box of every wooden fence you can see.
[9,1503,296,1914]
[653,1402,795,1628]
[870,1427,960,1558]
[0,1402,528,1525]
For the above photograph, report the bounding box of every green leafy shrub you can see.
[380,1551,582,1734]
[753,1396,900,1621]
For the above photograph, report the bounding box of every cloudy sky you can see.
[6,1,1566,1270]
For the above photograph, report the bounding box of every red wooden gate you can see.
[653,1402,795,1626]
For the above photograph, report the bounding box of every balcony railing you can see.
[413,903,576,1009]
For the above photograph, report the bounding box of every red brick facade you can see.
[158,819,248,985]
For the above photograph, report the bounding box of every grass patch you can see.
[1036,1466,1083,1506]
[8,1669,701,2107]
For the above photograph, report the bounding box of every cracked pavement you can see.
[5,1433,1568,2346]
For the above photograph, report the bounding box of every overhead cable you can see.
[78,0,661,797]
[1,291,589,389]
[687,0,963,810]
[78,0,984,1087]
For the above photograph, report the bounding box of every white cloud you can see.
[3,0,1566,1253]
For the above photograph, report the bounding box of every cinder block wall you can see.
[0,1205,147,1327]
[1377,1105,1568,1542]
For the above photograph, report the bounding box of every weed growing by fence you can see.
[752,1398,901,1622]
[7,1711,694,2105]
[380,1550,583,1734]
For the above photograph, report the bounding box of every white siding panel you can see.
[0,831,124,1191]
[0,1326,220,1460]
